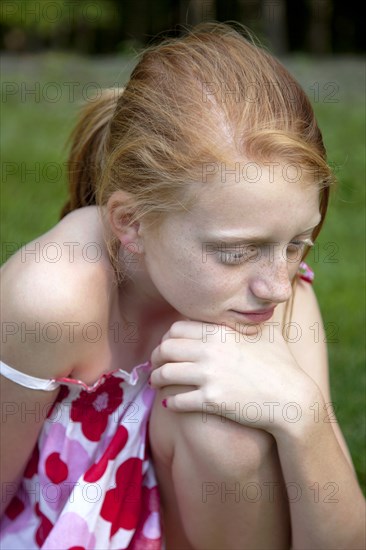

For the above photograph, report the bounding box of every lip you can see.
[230,308,275,323]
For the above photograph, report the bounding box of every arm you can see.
[0,231,98,517]
[268,281,366,549]
[274,402,365,550]
[150,281,365,549]
[0,378,60,516]
[284,279,356,473]
[1,279,62,514]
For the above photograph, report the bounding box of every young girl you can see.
[1,21,364,549]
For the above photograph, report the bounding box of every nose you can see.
[248,256,293,305]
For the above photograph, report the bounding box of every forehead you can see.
[185,162,320,235]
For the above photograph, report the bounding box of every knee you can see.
[178,409,276,478]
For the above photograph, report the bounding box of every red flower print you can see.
[70,377,123,441]
[34,503,53,546]
[5,496,24,520]
[101,457,143,537]
[129,486,162,550]
[84,425,128,483]
[24,442,40,479]
[45,452,69,484]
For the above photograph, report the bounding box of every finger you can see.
[150,338,204,369]
[161,319,212,342]
[161,389,206,413]
[150,362,203,388]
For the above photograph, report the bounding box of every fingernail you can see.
[161,398,167,408]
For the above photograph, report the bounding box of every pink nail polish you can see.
[161,398,167,408]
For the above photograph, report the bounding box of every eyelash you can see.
[218,239,314,265]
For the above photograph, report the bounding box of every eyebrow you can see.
[205,219,321,243]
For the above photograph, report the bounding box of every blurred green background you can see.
[1,1,365,496]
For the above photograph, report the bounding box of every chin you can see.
[227,320,264,337]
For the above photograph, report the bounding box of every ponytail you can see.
[60,87,123,219]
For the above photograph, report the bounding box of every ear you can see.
[107,191,144,254]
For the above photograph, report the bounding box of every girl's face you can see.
[139,163,321,334]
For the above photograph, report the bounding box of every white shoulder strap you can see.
[0,360,60,391]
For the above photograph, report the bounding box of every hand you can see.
[150,319,319,437]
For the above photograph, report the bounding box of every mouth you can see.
[229,308,275,324]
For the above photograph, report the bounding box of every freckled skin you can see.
[118,162,320,335]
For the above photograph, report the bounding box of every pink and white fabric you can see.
[0,361,163,549]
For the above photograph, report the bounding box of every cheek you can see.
[146,238,244,300]
[183,261,245,300]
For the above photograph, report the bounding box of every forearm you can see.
[274,391,366,550]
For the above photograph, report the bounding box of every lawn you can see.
[1,51,365,494]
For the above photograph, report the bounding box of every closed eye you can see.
[218,243,259,265]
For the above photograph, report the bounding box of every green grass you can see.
[1,52,365,494]
[285,56,365,494]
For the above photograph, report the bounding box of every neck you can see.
[114,270,183,331]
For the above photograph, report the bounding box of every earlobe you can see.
[107,192,144,254]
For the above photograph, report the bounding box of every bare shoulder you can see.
[283,279,330,392]
[291,277,323,322]
[1,206,113,378]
